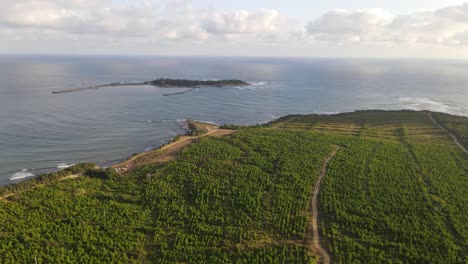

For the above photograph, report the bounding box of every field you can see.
[0,110,466,263]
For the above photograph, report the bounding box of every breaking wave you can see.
[397,97,452,113]
[10,169,35,181]
[249,81,268,86]
[194,120,219,126]
[234,81,269,89]
[176,119,189,131]
[57,163,74,169]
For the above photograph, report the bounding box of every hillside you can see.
[0,110,466,263]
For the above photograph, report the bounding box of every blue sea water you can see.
[1,55,467,185]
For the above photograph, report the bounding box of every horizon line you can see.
[2,53,468,62]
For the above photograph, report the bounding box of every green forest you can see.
[0,110,467,263]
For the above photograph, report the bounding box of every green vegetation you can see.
[141,131,333,263]
[277,110,467,262]
[0,169,148,263]
[322,141,466,263]
[0,110,467,263]
[0,130,333,263]
[432,112,468,149]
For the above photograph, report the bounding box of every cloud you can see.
[2,0,468,56]
[0,0,287,41]
[0,0,164,36]
[306,3,468,46]
[307,9,391,36]
[202,9,284,35]
[1,1,78,28]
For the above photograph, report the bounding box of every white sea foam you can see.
[57,163,75,169]
[10,169,35,181]
[249,81,268,86]
[234,81,269,89]
[144,146,154,151]
[397,97,452,113]
[176,119,189,131]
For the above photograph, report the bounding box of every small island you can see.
[52,78,250,94]
[147,78,250,87]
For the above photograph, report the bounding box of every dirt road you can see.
[112,127,236,172]
[429,113,467,154]
[307,146,340,264]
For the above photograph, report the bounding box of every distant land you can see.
[0,110,466,263]
[149,78,250,87]
[52,78,250,94]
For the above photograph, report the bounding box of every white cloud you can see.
[1,1,78,28]
[0,0,288,41]
[306,9,392,44]
[2,1,468,57]
[306,3,468,46]
[307,9,392,35]
[202,9,284,35]
[0,0,163,36]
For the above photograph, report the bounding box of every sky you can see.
[1,0,468,58]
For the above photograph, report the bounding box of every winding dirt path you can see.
[307,146,340,264]
[429,113,468,154]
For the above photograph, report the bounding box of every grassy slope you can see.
[0,110,467,263]
[432,112,468,150]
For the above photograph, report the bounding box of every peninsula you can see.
[52,78,250,94]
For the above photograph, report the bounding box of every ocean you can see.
[1,55,467,185]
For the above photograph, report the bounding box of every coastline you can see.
[111,120,236,173]
[2,109,467,188]
[0,120,236,187]
[0,122,235,200]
